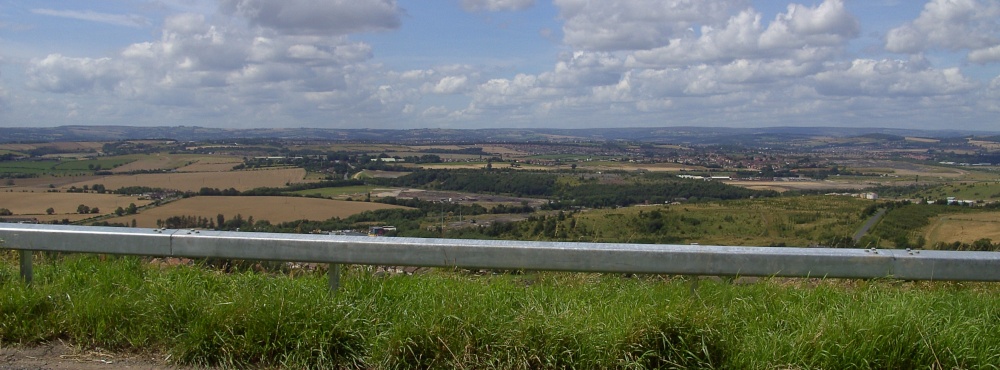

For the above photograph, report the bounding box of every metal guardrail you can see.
[3,224,1000,290]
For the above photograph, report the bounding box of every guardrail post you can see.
[19,250,33,285]
[328,263,340,292]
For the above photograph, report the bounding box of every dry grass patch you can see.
[417,163,491,170]
[110,155,177,173]
[968,140,1000,150]
[410,145,466,151]
[726,180,868,192]
[30,214,107,223]
[111,154,242,173]
[175,157,243,172]
[1,175,103,190]
[316,143,411,152]
[0,192,152,215]
[579,162,707,172]
[355,170,411,179]
[63,168,310,192]
[0,142,104,152]
[844,160,969,179]
[102,196,409,227]
[629,163,698,172]
[923,212,1000,245]
[892,167,967,178]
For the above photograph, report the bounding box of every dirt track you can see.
[0,343,199,370]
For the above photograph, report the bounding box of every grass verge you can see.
[2,253,1000,369]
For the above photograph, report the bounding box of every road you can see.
[853,207,886,243]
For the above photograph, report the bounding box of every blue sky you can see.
[1,0,998,131]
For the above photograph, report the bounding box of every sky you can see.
[0,0,999,131]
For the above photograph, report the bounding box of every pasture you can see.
[0,157,134,175]
[565,195,868,246]
[0,192,151,216]
[175,156,243,172]
[922,212,1000,245]
[290,185,394,199]
[100,196,410,227]
[0,141,104,153]
[911,182,1000,202]
[62,168,310,192]
[843,160,969,180]
[0,175,103,191]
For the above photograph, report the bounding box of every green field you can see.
[0,160,61,174]
[52,157,135,171]
[2,254,999,368]
[290,185,383,198]
[0,157,135,175]
[471,196,870,247]
[909,182,1000,202]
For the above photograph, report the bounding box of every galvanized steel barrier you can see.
[3,223,1000,290]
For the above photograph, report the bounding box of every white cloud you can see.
[884,25,922,54]
[9,0,1000,131]
[759,0,858,49]
[461,0,535,12]
[714,59,818,84]
[885,0,1000,62]
[629,11,755,66]
[504,0,856,123]
[427,75,469,94]
[219,0,401,35]
[555,0,745,51]
[287,44,329,60]
[421,105,450,116]
[813,59,977,96]
[471,74,561,108]
[541,51,624,87]
[30,8,151,28]
[398,69,435,81]
[968,45,1000,64]
[26,54,123,93]
[21,5,397,127]
[631,0,857,66]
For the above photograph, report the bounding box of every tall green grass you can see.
[2,253,1000,369]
